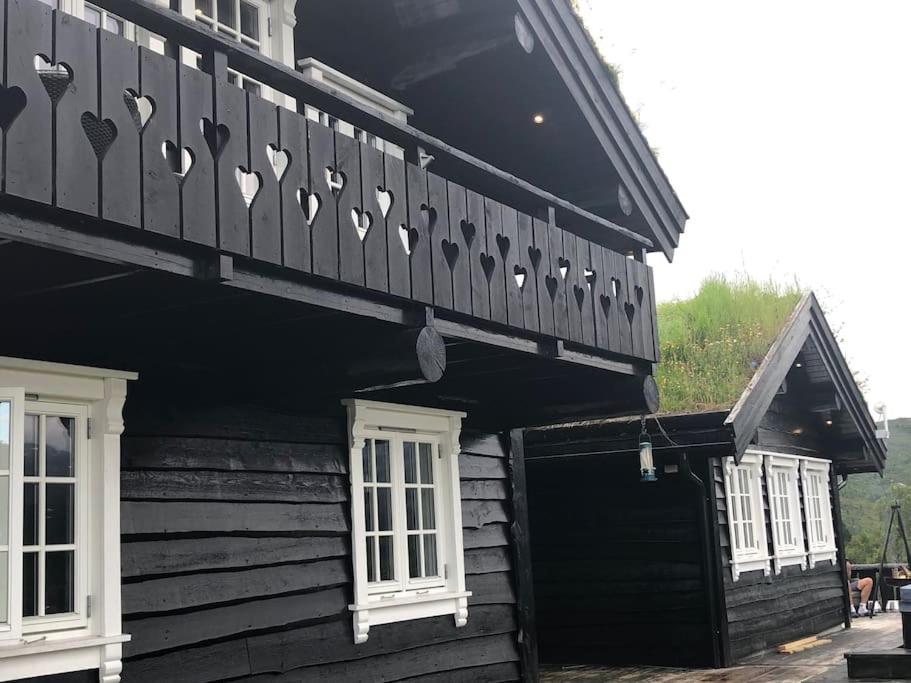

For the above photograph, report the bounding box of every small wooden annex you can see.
[525,292,888,668]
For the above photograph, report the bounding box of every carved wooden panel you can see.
[532,218,554,337]
[516,212,538,333]
[485,199,507,325]
[383,154,409,299]
[278,106,310,272]
[359,144,388,292]
[405,163,432,304]
[139,47,179,238]
[447,181,471,315]
[428,172,451,310]
[248,96,281,265]
[178,63,215,246]
[308,121,338,279]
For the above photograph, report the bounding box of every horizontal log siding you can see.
[712,444,845,662]
[120,398,520,682]
[526,451,713,668]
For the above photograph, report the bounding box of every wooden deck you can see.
[541,612,904,682]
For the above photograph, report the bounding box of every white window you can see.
[723,452,770,581]
[83,2,133,39]
[800,458,837,566]
[194,0,265,96]
[343,400,469,644]
[762,453,807,574]
[0,358,133,683]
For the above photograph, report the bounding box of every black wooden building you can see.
[0,0,688,681]
[526,293,887,668]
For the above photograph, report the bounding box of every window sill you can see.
[349,591,472,644]
[731,554,771,581]
[774,550,808,574]
[808,546,838,566]
[0,633,129,681]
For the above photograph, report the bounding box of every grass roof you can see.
[656,276,803,414]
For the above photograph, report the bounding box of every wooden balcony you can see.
[0,0,659,378]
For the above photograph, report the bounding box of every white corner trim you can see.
[723,453,771,582]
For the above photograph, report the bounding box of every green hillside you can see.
[842,418,911,563]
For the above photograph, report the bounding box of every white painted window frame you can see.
[800,457,837,566]
[723,452,771,581]
[0,357,135,683]
[760,452,807,574]
[343,399,470,645]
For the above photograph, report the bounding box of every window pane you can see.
[375,440,390,483]
[408,534,421,578]
[376,487,392,531]
[104,15,124,35]
[404,442,417,484]
[241,79,261,96]
[419,443,433,484]
[46,416,74,477]
[240,1,259,40]
[24,415,38,477]
[23,483,38,546]
[406,488,419,531]
[84,5,101,27]
[378,536,394,581]
[217,0,236,28]
[0,551,6,622]
[364,489,374,532]
[365,536,376,583]
[45,550,74,614]
[22,552,37,617]
[362,441,373,483]
[421,489,436,529]
[423,535,438,577]
[46,484,74,545]
[195,0,213,18]
[0,402,8,470]
[0,476,8,546]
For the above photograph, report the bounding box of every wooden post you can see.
[508,429,538,682]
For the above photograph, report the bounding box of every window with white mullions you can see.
[195,0,265,96]
[362,438,394,586]
[761,452,807,573]
[404,441,441,583]
[723,453,770,581]
[83,2,127,37]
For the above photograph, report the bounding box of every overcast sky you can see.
[578,1,911,419]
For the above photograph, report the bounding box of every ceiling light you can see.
[825,419,833,426]
[795,362,803,368]
[533,113,545,125]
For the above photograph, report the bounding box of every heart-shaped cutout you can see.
[80,112,117,160]
[460,220,476,247]
[325,166,345,195]
[33,54,72,104]
[514,265,527,290]
[584,268,597,291]
[420,204,438,233]
[0,84,27,131]
[266,144,290,181]
[235,167,261,207]
[635,284,644,304]
[558,257,570,280]
[528,246,542,271]
[625,301,636,323]
[162,140,194,182]
[351,207,373,241]
[297,189,321,225]
[200,117,230,158]
[441,239,460,270]
[600,294,612,317]
[479,252,496,282]
[573,284,586,310]
[496,233,510,259]
[376,187,393,218]
[123,89,155,132]
[399,224,418,255]
[611,277,622,298]
[545,274,558,301]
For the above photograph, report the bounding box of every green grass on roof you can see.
[656,276,803,414]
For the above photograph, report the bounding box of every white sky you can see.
[579,1,911,418]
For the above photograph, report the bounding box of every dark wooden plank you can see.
[462,500,510,529]
[532,218,554,337]
[396,662,521,683]
[624,256,647,358]
[405,162,432,304]
[121,436,346,474]
[591,245,616,351]
[516,212,538,332]
[562,231,584,343]
[509,429,538,682]
[603,248,633,355]
[577,237,597,347]
[428,172,452,309]
[5,0,53,203]
[177,63,215,246]
[307,121,338,279]
[461,480,508,501]
[138,46,179,238]
[121,501,349,535]
[121,535,347,578]
[336,132,364,285]
[383,153,410,298]
[277,106,310,271]
[248,96,281,264]
[213,80,249,255]
[485,199,507,325]
[465,547,512,575]
[500,206,523,328]
[463,523,510,550]
[460,454,508,480]
[54,10,98,216]
[98,31,140,227]
[466,189,489,319]
[647,263,660,361]
[120,469,346,503]
[124,639,251,683]
[467,572,517,605]
[122,559,348,614]
[360,144,388,292]
[548,226,570,340]
[124,587,346,657]
[462,431,507,457]
[447,180,471,314]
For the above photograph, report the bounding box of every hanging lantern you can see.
[639,418,656,482]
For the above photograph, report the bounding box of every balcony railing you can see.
[0,0,658,365]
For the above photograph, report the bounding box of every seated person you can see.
[847,561,874,616]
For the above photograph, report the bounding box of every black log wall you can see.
[118,388,521,682]
[526,452,714,668]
